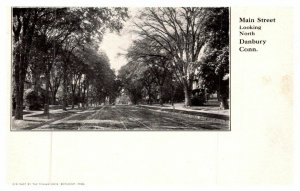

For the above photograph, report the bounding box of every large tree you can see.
[118,61,145,105]
[78,47,117,106]
[133,7,229,107]
[127,38,173,105]
[198,8,230,109]
[13,8,44,119]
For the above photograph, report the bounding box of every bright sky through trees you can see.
[100,8,137,72]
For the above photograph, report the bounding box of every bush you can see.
[191,89,206,106]
[191,96,205,106]
[24,89,43,110]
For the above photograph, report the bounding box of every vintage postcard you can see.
[1,1,298,191]
[10,7,230,131]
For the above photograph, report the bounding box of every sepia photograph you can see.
[11,7,230,131]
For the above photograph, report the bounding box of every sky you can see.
[99,9,138,73]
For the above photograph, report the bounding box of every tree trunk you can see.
[77,80,81,109]
[146,87,152,105]
[71,91,75,109]
[220,96,229,109]
[51,91,56,105]
[50,82,59,105]
[158,85,163,106]
[82,86,86,108]
[14,51,26,119]
[218,74,229,110]
[44,64,50,115]
[15,82,24,119]
[14,66,25,119]
[183,85,191,107]
[32,71,40,93]
[62,63,67,111]
[171,84,175,106]
[86,82,89,108]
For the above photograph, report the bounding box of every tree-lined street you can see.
[22,105,228,130]
[12,7,230,131]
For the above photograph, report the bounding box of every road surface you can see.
[34,105,229,130]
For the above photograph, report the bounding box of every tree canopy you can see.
[12,7,129,119]
[120,7,229,108]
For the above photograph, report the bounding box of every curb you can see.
[138,105,229,122]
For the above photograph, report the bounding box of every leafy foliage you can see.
[12,7,129,118]
[132,7,229,107]
[24,89,45,110]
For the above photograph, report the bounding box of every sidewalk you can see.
[11,107,85,130]
[138,102,229,121]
